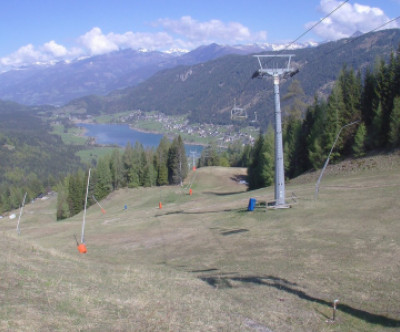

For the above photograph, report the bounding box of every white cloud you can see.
[307,0,399,41]
[155,16,267,46]
[43,40,68,57]
[0,17,268,71]
[108,31,175,50]
[78,27,119,55]
[0,44,43,68]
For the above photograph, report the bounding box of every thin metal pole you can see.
[16,192,27,235]
[314,120,359,198]
[81,168,91,244]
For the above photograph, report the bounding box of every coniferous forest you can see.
[56,135,188,220]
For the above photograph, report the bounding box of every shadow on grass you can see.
[198,273,400,328]
[155,207,248,217]
[220,228,249,236]
[202,191,246,196]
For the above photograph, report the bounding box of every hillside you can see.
[0,102,83,211]
[64,29,400,127]
[1,156,399,331]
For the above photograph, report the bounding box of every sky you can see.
[0,0,399,71]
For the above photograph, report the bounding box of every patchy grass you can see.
[51,124,87,145]
[1,156,400,331]
[76,146,121,164]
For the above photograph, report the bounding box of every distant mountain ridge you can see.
[62,29,400,128]
[0,41,316,106]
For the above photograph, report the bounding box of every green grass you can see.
[51,124,87,145]
[1,154,400,331]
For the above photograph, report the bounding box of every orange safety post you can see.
[159,201,162,209]
[77,243,87,254]
[189,188,192,196]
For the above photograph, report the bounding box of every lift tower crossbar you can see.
[254,54,295,208]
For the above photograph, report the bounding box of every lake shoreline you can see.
[75,121,208,147]
[76,123,204,153]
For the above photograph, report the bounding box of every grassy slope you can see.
[1,156,400,332]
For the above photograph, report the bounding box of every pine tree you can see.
[156,136,170,186]
[370,102,383,149]
[361,68,378,149]
[306,102,327,169]
[133,142,147,186]
[122,142,134,185]
[325,85,343,160]
[94,156,112,200]
[67,171,85,216]
[247,127,274,190]
[110,149,123,189]
[389,97,400,148]
[353,122,367,157]
[199,142,220,167]
[375,59,393,147]
[168,135,188,185]
[338,66,361,154]
[56,178,70,220]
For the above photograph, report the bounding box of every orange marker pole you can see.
[159,202,162,209]
[189,188,192,196]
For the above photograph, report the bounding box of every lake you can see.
[79,123,203,155]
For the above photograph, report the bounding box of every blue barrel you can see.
[248,198,256,211]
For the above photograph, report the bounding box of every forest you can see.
[0,104,83,213]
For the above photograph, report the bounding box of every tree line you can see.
[56,135,188,220]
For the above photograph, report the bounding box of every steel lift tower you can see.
[253,54,296,208]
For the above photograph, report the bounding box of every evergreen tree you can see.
[168,135,188,185]
[56,178,70,220]
[156,136,170,186]
[122,142,134,183]
[389,97,400,148]
[142,150,156,187]
[133,142,147,186]
[282,79,308,119]
[110,149,123,189]
[306,102,327,169]
[337,66,361,153]
[375,59,394,147]
[370,102,383,148]
[199,142,220,167]
[325,85,343,160]
[94,156,112,200]
[361,68,379,149]
[67,171,85,216]
[353,122,367,157]
[247,127,274,190]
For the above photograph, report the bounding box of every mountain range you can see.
[62,29,400,127]
[1,29,399,129]
[0,41,316,106]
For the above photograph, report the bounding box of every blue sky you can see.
[0,0,399,71]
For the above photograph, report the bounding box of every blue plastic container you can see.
[248,198,256,211]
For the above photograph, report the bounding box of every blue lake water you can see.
[79,123,203,155]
